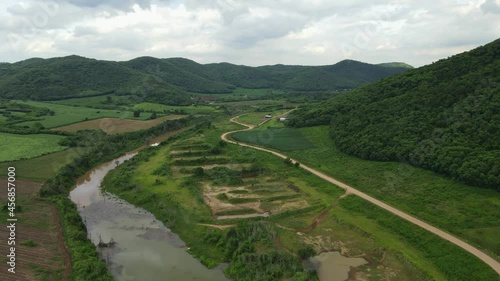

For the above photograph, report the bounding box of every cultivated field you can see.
[15,101,149,128]
[232,127,315,151]
[132,102,219,114]
[0,148,88,181]
[0,133,67,162]
[52,115,184,134]
[167,138,313,217]
[0,180,68,281]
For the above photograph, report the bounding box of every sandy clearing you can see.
[222,115,500,276]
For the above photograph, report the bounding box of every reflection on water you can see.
[69,152,229,281]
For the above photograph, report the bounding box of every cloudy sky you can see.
[1,0,499,67]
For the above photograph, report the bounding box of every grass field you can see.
[235,109,290,127]
[15,101,150,128]
[132,102,219,114]
[218,99,286,106]
[0,133,67,162]
[266,126,500,260]
[232,127,315,151]
[0,148,88,180]
[53,115,185,134]
[231,88,284,96]
[98,118,500,280]
[52,94,135,108]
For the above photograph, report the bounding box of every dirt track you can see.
[222,115,500,276]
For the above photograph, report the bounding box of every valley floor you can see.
[225,116,500,276]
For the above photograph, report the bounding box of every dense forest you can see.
[0,55,411,104]
[288,38,500,190]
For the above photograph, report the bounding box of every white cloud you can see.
[0,0,499,66]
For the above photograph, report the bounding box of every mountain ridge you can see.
[0,55,411,102]
[288,38,500,190]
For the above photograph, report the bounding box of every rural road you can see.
[221,115,500,276]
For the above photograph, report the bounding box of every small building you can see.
[278,117,287,122]
[264,114,272,118]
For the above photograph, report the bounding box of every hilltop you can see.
[0,56,411,103]
[288,38,500,190]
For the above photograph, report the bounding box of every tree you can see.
[149,112,157,120]
[133,110,141,118]
[193,167,205,177]
[33,122,45,132]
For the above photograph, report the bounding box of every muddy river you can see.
[69,152,229,281]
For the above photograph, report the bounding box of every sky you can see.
[1,0,499,67]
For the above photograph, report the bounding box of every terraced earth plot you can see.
[167,138,316,219]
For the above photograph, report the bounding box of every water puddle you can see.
[312,251,367,281]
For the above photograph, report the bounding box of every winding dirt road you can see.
[221,115,500,276]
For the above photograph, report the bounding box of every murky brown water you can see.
[69,152,230,281]
[312,252,367,281]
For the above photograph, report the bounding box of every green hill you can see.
[0,55,144,100]
[0,56,411,104]
[288,38,500,190]
[123,57,235,93]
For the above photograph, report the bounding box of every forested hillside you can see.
[0,56,411,103]
[288,38,500,190]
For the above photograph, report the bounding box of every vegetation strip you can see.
[222,115,500,276]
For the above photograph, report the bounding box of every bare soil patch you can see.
[0,180,69,281]
[53,115,184,134]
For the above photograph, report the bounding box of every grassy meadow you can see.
[235,125,500,261]
[52,94,136,108]
[132,102,219,114]
[15,101,149,128]
[99,118,500,281]
[0,132,68,162]
[232,128,314,151]
[0,148,88,180]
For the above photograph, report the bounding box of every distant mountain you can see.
[377,62,414,69]
[0,56,411,102]
[288,38,500,190]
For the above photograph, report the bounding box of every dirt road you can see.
[221,115,500,276]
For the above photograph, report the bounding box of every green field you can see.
[132,102,219,114]
[100,118,500,281]
[0,148,89,180]
[218,99,285,106]
[260,126,500,260]
[235,109,290,127]
[232,127,315,151]
[231,88,283,96]
[52,94,135,108]
[15,101,149,128]
[0,132,68,162]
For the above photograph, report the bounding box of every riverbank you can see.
[69,153,229,281]
[38,117,202,280]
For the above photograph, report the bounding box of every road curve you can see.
[221,115,500,276]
